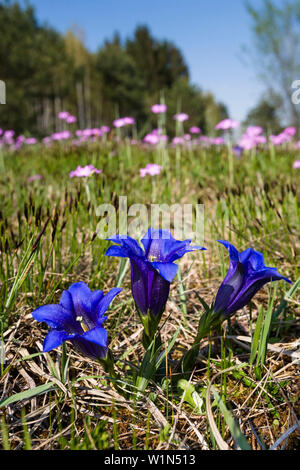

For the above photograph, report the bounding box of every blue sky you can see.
[21,0,271,121]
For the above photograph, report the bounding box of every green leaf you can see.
[177,379,204,414]
[211,385,251,450]
[0,382,56,408]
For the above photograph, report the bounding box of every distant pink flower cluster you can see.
[270,127,297,146]
[151,104,167,114]
[25,137,37,145]
[172,136,185,145]
[75,126,110,138]
[238,126,267,150]
[140,163,162,178]
[113,117,135,128]
[144,129,168,145]
[58,111,77,124]
[51,131,72,141]
[213,137,225,145]
[173,113,189,123]
[215,119,240,131]
[69,165,102,178]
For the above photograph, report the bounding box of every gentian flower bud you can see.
[182,241,291,374]
[213,241,291,318]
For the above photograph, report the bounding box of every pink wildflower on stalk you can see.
[123,117,135,125]
[58,111,70,120]
[66,115,77,124]
[3,130,15,140]
[189,126,201,134]
[283,127,296,137]
[293,160,300,169]
[25,138,37,145]
[101,126,110,133]
[144,134,160,145]
[172,137,185,145]
[151,104,167,114]
[113,118,125,128]
[173,113,189,123]
[28,174,42,182]
[113,117,134,127]
[140,164,162,178]
[213,137,225,145]
[91,128,103,137]
[69,165,102,179]
[215,119,240,130]
[270,133,290,146]
[245,126,263,137]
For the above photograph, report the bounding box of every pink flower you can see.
[113,118,125,128]
[123,117,135,125]
[101,126,110,133]
[28,174,42,182]
[270,133,290,146]
[238,136,256,150]
[58,111,70,120]
[189,126,201,134]
[3,130,15,140]
[283,127,296,137]
[66,115,77,124]
[25,138,37,145]
[151,104,167,114]
[91,128,103,136]
[144,133,160,145]
[173,113,189,122]
[69,165,102,178]
[113,117,135,127]
[140,164,162,178]
[215,119,240,130]
[245,126,263,137]
[51,131,71,141]
[172,137,185,145]
[293,160,300,169]
[213,137,225,145]
[255,135,267,144]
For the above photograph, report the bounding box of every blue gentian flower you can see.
[32,282,121,360]
[105,228,205,319]
[213,241,291,318]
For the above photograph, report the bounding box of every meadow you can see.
[0,122,299,451]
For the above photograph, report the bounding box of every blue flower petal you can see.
[218,240,240,262]
[105,245,128,258]
[96,287,122,322]
[59,290,75,313]
[81,326,108,347]
[43,329,70,352]
[32,304,78,331]
[106,235,144,257]
[67,282,95,329]
[151,261,178,282]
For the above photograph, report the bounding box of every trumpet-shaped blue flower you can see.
[32,282,121,360]
[105,228,205,319]
[213,241,291,318]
